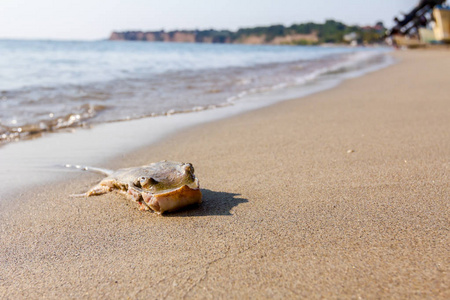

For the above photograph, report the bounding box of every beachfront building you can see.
[433,6,450,41]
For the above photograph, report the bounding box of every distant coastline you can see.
[109,20,385,45]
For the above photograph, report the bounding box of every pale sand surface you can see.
[1,50,449,299]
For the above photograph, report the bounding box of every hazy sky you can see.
[1,0,416,40]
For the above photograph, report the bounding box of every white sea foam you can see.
[0,40,391,143]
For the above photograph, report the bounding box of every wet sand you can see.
[1,50,449,299]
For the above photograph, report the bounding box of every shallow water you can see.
[0,40,394,200]
[0,49,395,200]
[0,40,389,143]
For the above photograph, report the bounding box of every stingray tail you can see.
[64,164,114,176]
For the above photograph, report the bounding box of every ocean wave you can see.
[0,42,391,144]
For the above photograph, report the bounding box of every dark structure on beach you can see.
[385,0,447,37]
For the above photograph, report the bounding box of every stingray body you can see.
[72,161,202,214]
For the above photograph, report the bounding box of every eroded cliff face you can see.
[231,32,318,45]
[109,30,317,45]
[271,33,318,45]
[109,32,124,40]
[109,31,214,43]
[110,31,201,43]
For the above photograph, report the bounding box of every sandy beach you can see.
[0,50,449,298]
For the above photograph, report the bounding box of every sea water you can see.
[0,40,393,198]
[0,40,390,143]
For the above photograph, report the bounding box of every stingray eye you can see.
[184,163,194,174]
[140,177,158,188]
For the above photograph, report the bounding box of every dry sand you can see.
[0,50,449,299]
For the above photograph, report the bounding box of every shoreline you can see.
[1,50,449,298]
[1,47,389,145]
[0,51,393,200]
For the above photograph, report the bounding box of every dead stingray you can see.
[70,161,202,214]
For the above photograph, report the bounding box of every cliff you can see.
[109,30,317,45]
[109,30,232,43]
[109,20,385,45]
